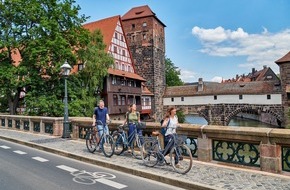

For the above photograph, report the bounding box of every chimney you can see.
[198,78,203,92]
[252,68,255,75]
[263,65,267,69]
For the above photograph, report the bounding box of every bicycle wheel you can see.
[112,132,125,155]
[170,144,193,174]
[141,140,159,167]
[130,137,142,159]
[101,134,115,157]
[86,132,97,153]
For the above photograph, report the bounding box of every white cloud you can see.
[192,26,248,44]
[192,26,290,74]
[211,76,223,83]
[180,70,197,83]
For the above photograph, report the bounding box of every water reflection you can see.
[185,114,278,128]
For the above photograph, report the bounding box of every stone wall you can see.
[122,16,166,121]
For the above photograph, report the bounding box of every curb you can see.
[0,135,219,190]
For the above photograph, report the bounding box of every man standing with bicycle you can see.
[92,100,110,149]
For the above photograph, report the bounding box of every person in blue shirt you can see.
[92,100,110,146]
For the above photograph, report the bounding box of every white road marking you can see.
[0,145,11,149]
[56,165,79,173]
[32,157,49,162]
[13,150,27,155]
[95,178,128,189]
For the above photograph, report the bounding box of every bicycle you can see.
[112,123,145,159]
[141,131,193,174]
[85,120,115,157]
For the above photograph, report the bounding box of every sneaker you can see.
[175,164,183,169]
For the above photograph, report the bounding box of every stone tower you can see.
[122,5,166,120]
[275,51,290,128]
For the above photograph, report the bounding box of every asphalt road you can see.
[0,139,185,190]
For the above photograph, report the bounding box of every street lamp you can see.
[61,61,72,138]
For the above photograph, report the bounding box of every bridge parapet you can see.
[1,115,290,174]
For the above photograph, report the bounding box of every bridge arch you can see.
[224,105,283,127]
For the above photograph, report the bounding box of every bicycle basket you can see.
[177,135,187,145]
[136,122,146,129]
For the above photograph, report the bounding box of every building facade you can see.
[82,16,149,120]
[121,5,166,120]
[275,51,290,128]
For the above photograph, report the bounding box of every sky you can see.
[75,0,290,83]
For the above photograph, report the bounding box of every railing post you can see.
[260,143,282,173]
[197,136,212,162]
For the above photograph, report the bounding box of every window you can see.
[115,32,118,39]
[132,35,135,41]
[143,22,147,27]
[78,64,84,71]
[121,35,124,41]
[214,95,217,100]
[113,94,118,105]
[128,80,132,86]
[132,24,135,29]
[145,98,150,106]
[121,79,126,86]
[128,65,131,72]
[114,46,117,53]
[122,64,125,71]
[181,97,184,101]
[143,34,146,40]
[112,76,116,84]
[120,95,126,105]
[122,49,125,56]
[267,94,271,99]
[115,62,119,69]
[239,95,243,100]
[171,98,174,102]
[128,95,134,105]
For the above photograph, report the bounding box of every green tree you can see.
[165,58,183,86]
[0,0,93,116]
[68,29,114,117]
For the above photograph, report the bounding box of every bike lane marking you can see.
[56,165,79,173]
[56,165,127,189]
[13,150,27,155]
[0,145,11,149]
[32,156,49,162]
[95,178,127,189]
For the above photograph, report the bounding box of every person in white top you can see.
[162,107,179,137]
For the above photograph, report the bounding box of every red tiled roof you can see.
[275,51,290,64]
[0,48,22,66]
[164,81,281,97]
[83,15,120,51]
[122,5,166,27]
[142,84,154,95]
[108,68,146,81]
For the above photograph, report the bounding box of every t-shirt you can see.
[127,112,139,123]
[94,107,108,125]
[164,115,178,136]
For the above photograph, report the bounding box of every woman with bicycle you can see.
[161,107,182,168]
[122,103,141,147]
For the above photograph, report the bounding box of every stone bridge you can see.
[167,104,284,127]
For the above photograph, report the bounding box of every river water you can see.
[185,114,277,128]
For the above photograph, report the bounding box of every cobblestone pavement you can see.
[1,128,290,190]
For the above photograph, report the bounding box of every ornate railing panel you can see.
[1,119,5,127]
[23,121,30,131]
[8,119,12,128]
[44,123,53,134]
[15,120,20,129]
[79,126,92,139]
[186,137,198,157]
[282,146,290,172]
[33,122,40,132]
[212,140,260,167]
